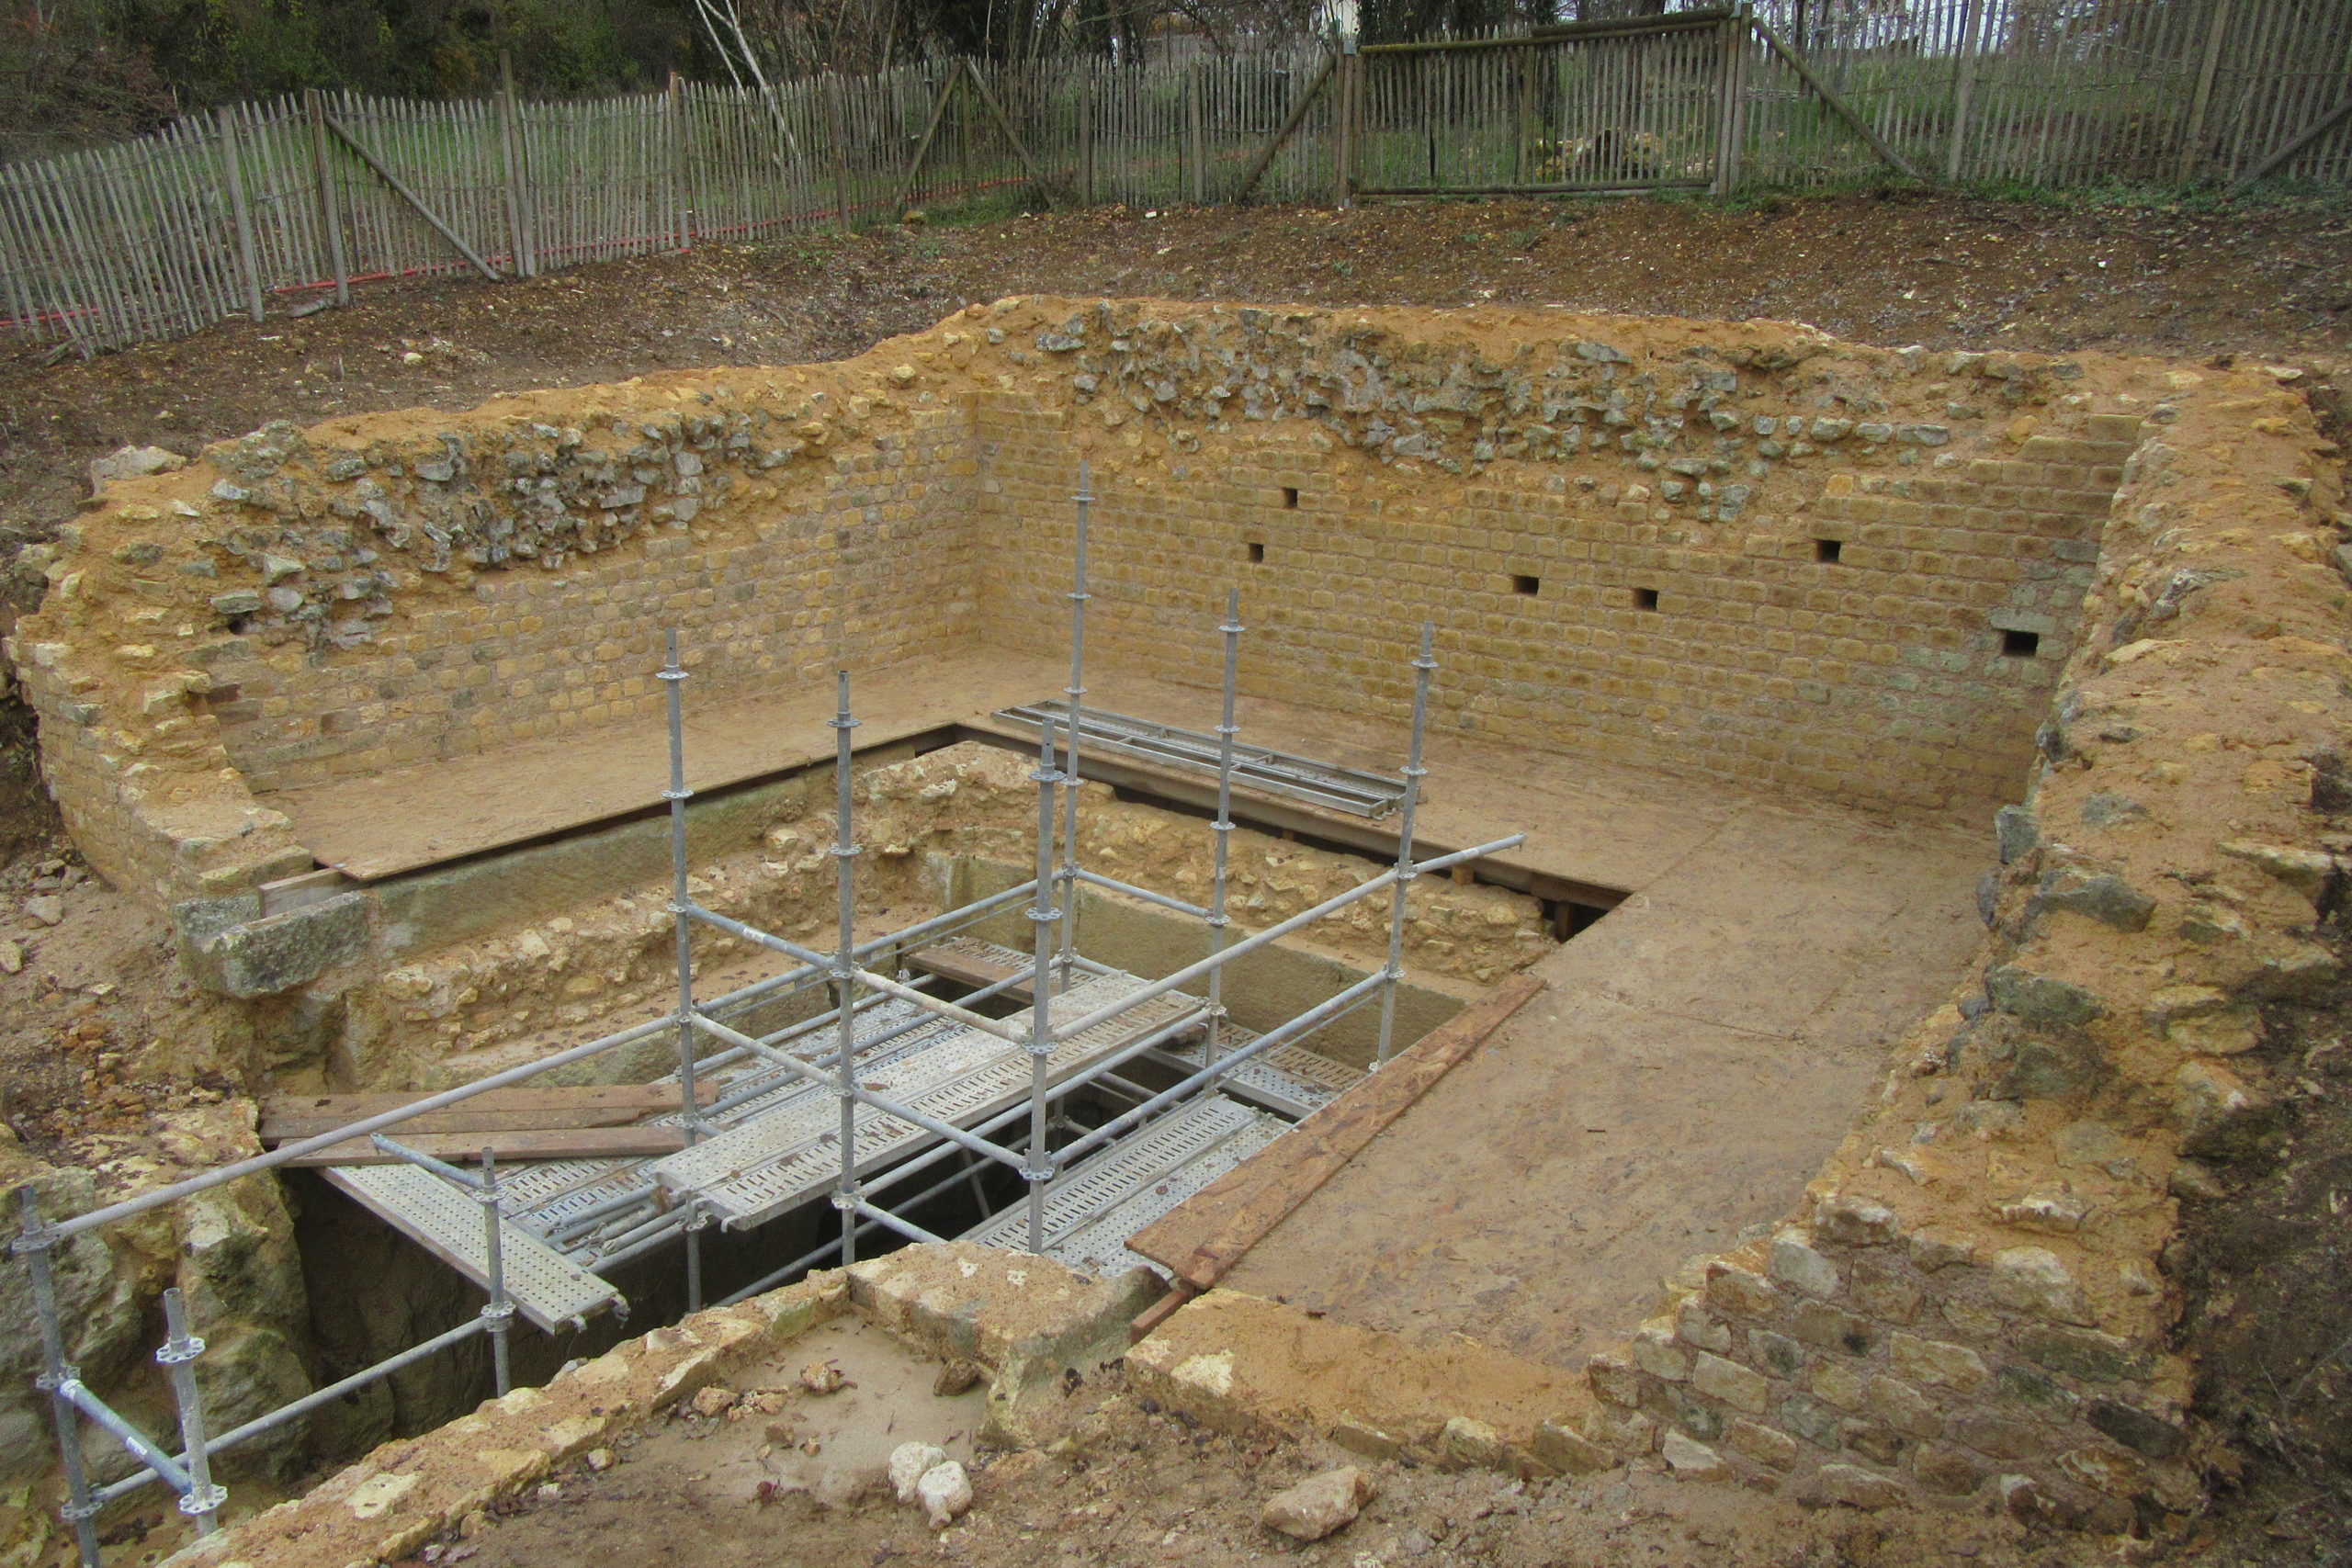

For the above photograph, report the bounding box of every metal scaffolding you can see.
[7,462,1523,1565]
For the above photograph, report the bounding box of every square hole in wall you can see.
[1512,574,1540,596]
[2002,628,2041,659]
[1634,587,1661,611]
[1248,541,1266,564]
[1282,487,1300,509]
[1815,537,1844,564]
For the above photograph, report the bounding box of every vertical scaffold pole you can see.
[1204,591,1243,1083]
[156,1288,225,1537]
[476,1151,513,1393]
[1374,623,1435,1066]
[659,631,705,1301]
[1056,462,1092,987]
[829,672,863,1264]
[17,1190,101,1568]
[1024,716,1064,1254]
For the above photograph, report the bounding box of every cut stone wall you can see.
[9,301,2136,918]
[973,306,2125,813]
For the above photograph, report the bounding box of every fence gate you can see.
[1349,6,1750,199]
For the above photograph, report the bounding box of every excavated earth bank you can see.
[0,299,2346,1564]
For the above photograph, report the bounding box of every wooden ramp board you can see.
[1125,972,1546,1292]
[325,1165,624,1332]
[906,936,1037,1000]
[261,1083,718,1143]
[962,1094,1289,1279]
[650,972,1206,1230]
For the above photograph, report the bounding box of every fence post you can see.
[1079,66,1095,206]
[303,92,350,307]
[1942,0,1984,184]
[1332,36,1358,209]
[215,107,266,322]
[1712,12,1742,195]
[497,51,535,277]
[824,74,853,231]
[2176,0,2235,185]
[1184,64,1205,204]
[667,72,692,250]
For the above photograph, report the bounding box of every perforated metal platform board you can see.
[912,941,1365,1121]
[649,973,1206,1230]
[962,1094,1289,1278]
[324,1165,624,1332]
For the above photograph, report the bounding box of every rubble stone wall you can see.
[1572,362,2350,1528]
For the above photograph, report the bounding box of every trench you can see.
[264,779,1600,1472]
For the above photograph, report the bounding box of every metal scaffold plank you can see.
[324,1165,621,1332]
[992,701,1406,818]
[649,972,1205,1230]
[962,1093,1290,1277]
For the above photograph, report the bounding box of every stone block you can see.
[2086,1400,2184,1459]
[1985,964,2106,1028]
[1849,1258,1924,1324]
[1810,1360,1869,1412]
[1692,1352,1769,1415]
[1725,1417,1798,1470]
[1951,1411,2050,1461]
[1865,1375,1943,1439]
[1913,1443,1984,1495]
[1530,1419,1613,1475]
[1706,1262,1780,1318]
[1816,1462,1908,1510]
[1660,1431,1727,1483]
[1768,1231,1841,1298]
[1790,1299,1877,1356]
[1750,1329,1805,1380]
[2057,1445,2147,1497]
[1676,1301,1732,1353]
[1633,1325,1691,1382]
[1987,1247,2094,1325]
[1891,1333,1988,1393]
[185,892,369,998]
[1587,1352,1642,1407]
[1815,1194,1899,1247]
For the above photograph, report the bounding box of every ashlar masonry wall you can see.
[972,303,2130,814]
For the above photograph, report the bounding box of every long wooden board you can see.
[283,1126,690,1168]
[259,1083,715,1143]
[1125,971,1546,1293]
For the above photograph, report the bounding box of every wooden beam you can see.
[1125,971,1546,1293]
[962,57,1058,210]
[2227,90,2352,198]
[1749,15,1924,183]
[322,112,503,281]
[1234,55,1337,205]
[282,1125,689,1168]
[895,68,964,217]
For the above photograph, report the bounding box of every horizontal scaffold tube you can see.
[1047,833,1526,1044]
[1067,866,1213,919]
[682,904,1027,1044]
[99,1317,491,1504]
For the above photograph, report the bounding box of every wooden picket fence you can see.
[4,0,2350,356]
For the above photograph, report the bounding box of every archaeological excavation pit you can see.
[6,296,2344,1561]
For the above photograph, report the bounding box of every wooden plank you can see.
[216,107,266,321]
[906,941,1034,999]
[1126,970,1546,1292]
[260,1081,718,1141]
[285,1125,690,1168]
